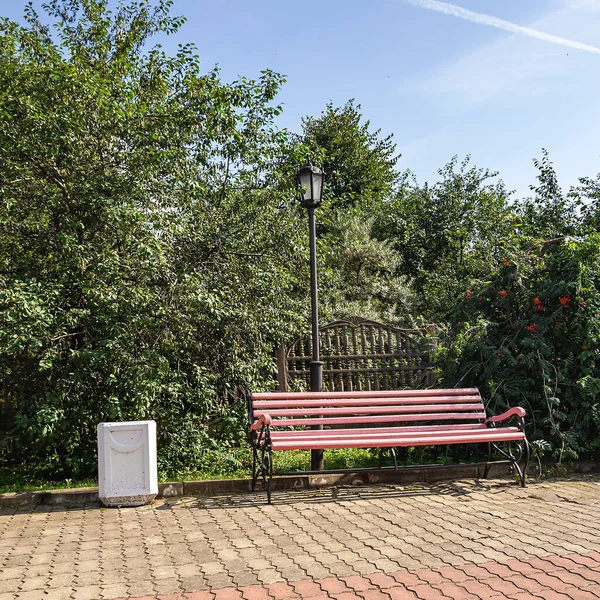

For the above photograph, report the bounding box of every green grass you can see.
[179,448,384,481]
[170,446,459,482]
[0,469,98,494]
[0,445,470,494]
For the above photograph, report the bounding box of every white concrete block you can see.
[97,420,158,507]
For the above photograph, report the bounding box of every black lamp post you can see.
[296,164,325,471]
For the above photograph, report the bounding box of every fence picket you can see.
[282,318,436,392]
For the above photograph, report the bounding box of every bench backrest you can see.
[250,388,486,429]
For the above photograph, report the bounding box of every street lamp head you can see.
[296,164,325,208]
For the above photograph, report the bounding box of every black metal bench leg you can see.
[483,443,492,479]
[488,440,528,487]
[521,437,531,488]
[513,455,525,487]
[262,447,273,504]
[251,447,258,492]
[508,440,528,487]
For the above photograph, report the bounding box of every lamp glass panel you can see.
[311,173,323,202]
[298,170,312,201]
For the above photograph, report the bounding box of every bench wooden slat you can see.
[271,430,525,450]
[253,395,483,408]
[271,423,488,436]
[270,412,487,427]
[254,403,484,417]
[252,388,479,400]
[271,427,521,442]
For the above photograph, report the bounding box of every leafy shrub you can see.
[0,0,307,479]
[436,235,600,461]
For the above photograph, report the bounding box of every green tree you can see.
[574,171,600,232]
[300,100,400,212]
[0,0,307,478]
[284,101,411,324]
[321,214,415,326]
[376,157,514,319]
[515,149,581,239]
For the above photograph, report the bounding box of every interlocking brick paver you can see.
[289,581,322,597]
[532,592,573,600]
[71,584,103,600]
[441,582,485,600]
[154,579,183,594]
[205,574,235,590]
[562,589,600,600]
[42,588,75,600]
[265,582,299,599]
[386,587,419,600]
[127,581,157,597]
[14,590,46,600]
[2,478,600,600]
[433,566,470,584]
[316,577,351,595]
[359,590,393,600]
[0,568,25,581]
[100,584,130,599]
[390,572,423,588]
[503,558,541,576]
[408,584,450,599]
[230,572,262,588]
[0,579,21,594]
[212,589,243,600]
[453,578,496,599]
[180,577,209,593]
[365,574,398,589]
[529,571,571,590]
[553,570,599,588]
[341,576,374,592]
[505,573,550,594]
[186,593,215,600]
[241,585,271,600]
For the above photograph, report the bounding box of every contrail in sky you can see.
[406,0,600,55]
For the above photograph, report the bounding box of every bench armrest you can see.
[250,414,272,432]
[486,407,526,424]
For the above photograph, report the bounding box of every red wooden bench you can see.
[248,388,529,503]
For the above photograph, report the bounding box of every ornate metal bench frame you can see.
[248,389,530,504]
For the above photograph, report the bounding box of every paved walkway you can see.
[1,477,599,600]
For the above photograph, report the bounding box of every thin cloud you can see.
[406,0,600,55]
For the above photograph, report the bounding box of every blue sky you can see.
[4,0,600,198]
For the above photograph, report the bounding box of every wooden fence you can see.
[275,317,437,392]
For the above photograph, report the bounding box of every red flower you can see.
[498,289,508,297]
[559,296,571,307]
[466,289,473,301]
[527,324,538,332]
[533,297,542,305]
[535,304,544,312]
[503,258,510,266]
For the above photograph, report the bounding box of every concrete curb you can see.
[0,487,100,507]
[1,460,597,507]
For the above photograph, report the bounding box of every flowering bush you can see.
[436,235,600,461]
